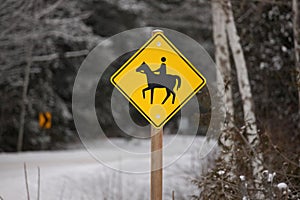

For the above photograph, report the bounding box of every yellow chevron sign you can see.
[111,32,206,128]
[39,112,51,129]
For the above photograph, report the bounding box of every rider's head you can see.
[161,57,166,62]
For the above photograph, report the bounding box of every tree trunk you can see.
[223,0,263,184]
[212,0,234,165]
[293,0,300,115]
[223,0,258,145]
[17,45,33,152]
[212,0,234,126]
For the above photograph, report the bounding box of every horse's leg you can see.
[142,87,150,99]
[150,88,154,104]
[162,88,171,104]
[170,90,176,104]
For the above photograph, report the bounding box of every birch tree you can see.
[222,0,263,189]
[212,0,234,165]
[223,0,259,146]
[212,0,234,125]
[0,0,100,151]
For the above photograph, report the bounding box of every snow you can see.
[259,62,266,69]
[239,175,245,181]
[268,172,276,183]
[281,46,287,52]
[0,135,217,200]
[277,182,288,190]
[262,170,276,182]
[217,170,225,175]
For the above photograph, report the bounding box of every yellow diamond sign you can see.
[110,32,206,128]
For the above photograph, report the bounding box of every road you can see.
[0,135,215,200]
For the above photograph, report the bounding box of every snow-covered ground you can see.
[0,135,217,200]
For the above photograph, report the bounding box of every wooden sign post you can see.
[150,29,163,200]
[151,126,163,200]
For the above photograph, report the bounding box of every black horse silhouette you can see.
[136,62,181,104]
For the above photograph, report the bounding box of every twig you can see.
[264,132,299,167]
[235,127,264,165]
[32,49,89,62]
[37,167,40,200]
[35,0,63,19]
[214,0,290,5]
[24,163,31,200]
[17,42,33,152]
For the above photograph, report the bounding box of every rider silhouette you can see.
[154,57,167,76]
[136,57,181,104]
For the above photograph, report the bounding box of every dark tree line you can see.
[0,0,298,156]
[0,0,214,151]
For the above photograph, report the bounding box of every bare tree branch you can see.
[37,166,40,200]
[17,43,33,152]
[35,0,64,19]
[24,163,31,200]
[32,49,89,62]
